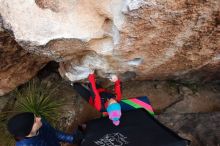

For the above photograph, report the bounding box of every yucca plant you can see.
[15,79,64,125]
[0,79,64,146]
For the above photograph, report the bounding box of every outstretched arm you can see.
[88,73,102,111]
[42,119,79,144]
[114,80,122,101]
[55,130,74,143]
[56,129,83,144]
[110,75,122,101]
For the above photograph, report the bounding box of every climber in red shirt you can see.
[73,70,122,126]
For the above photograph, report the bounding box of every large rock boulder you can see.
[157,112,220,146]
[164,84,220,113]
[0,30,49,96]
[0,0,219,83]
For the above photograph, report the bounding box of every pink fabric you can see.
[130,99,154,112]
[113,120,120,126]
[108,111,121,126]
[109,111,121,119]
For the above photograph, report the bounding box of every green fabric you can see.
[121,100,142,108]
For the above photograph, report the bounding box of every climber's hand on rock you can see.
[109,74,118,82]
[89,69,95,74]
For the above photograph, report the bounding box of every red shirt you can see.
[88,74,122,111]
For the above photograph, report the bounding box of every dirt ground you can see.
[57,77,219,146]
[0,73,219,146]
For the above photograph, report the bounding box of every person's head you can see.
[7,112,42,141]
[107,98,122,126]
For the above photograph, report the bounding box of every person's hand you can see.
[89,69,95,74]
[88,64,95,74]
[109,74,118,82]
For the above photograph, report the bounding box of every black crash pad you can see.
[81,109,189,146]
